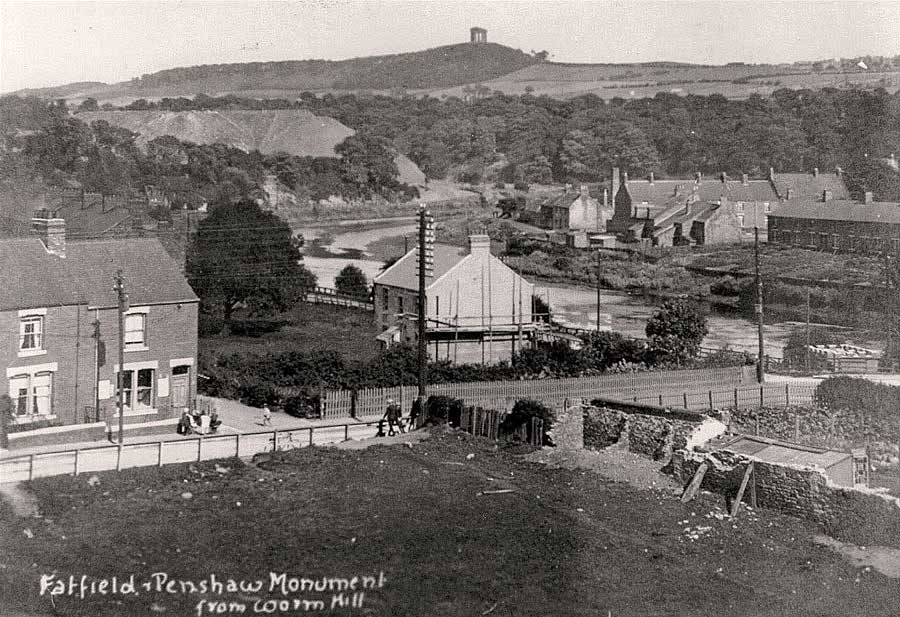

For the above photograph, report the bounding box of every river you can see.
[294,220,801,356]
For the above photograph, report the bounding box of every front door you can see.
[170,365,191,411]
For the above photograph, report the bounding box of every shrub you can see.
[816,376,900,414]
[513,181,530,192]
[282,394,320,418]
[500,399,555,446]
[198,310,226,337]
[239,383,281,408]
[424,395,465,426]
[228,319,286,337]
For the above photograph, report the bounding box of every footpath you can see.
[0,398,382,462]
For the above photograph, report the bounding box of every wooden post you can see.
[73,449,80,476]
[759,385,764,408]
[734,388,739,408]
[681,462,708,503]
[659,394,664,406]
[273,430,279,452]
[29,454,34,481]
[708,390,714,411]
[235,433,241,458]
[197,438,202,462]
[158,441,164,467]
[785,383,790,407]
[731,463,755,518]
[749,466,758,508]
[309,427,314,446]
[345,424,349,441]
[683,392,689,409]
[116,445,123,471]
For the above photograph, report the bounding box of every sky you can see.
[2,0,900,92]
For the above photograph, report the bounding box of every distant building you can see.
[372,234,538,364]
[767,195,900,255]
[538,185,608,231]
[470,27,487,43]
[1,213,198,441]
[608,167,850,242]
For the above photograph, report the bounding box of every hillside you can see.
[18,43,541,102]
[76,109,425,184]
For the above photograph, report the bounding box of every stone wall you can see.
[674,448,900,548]
[582,400,712,462]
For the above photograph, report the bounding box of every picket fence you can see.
[320,366,757,419]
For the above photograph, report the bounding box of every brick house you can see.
[767,195,900,255]
[538,185,610,231]
[372,234,538,364]
[1,213,198,439]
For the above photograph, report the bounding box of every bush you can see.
[198,310,226,337]
[425,395,465,426]
[816,376,900,414]
[238,383,281,408]
[283,395,319,419]
[513,181,530,192]
[228,319,286,337]
[500,399,555,446]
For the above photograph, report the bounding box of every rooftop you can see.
[373,243,469,292]
[770,199,900,224]
[0,236,198,311]
[711,434,852,470]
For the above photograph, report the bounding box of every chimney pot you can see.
[813,167,819,177]
[741,173,749,186]
[720,172,727,183]
[622,171,629,184]
[695,172,702,183]
[835,165,843,177]
[31,211,66,258]
[864,191,874,204]
[649,172,654,184]
[769,167,775,181]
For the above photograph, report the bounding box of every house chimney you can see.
[822,189,833,202]
[564,183,572,194]
[31,210,66,258]
[603,188,608,208]
[864,191,874,204]
[786,187,794,200]
[835,165,843,177]
[769,167,775,181]
[741,173,749,186]
[611,167,620,201]
[720,172,727,183]
[695,172,702,183]
[622,171,629,184]
[468,234,491,258]
[649,172,654,184]
[813,167,819,178]
[580,184,589,199]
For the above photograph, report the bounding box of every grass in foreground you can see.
[1,430,898,616]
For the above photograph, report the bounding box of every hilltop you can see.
[15,43,542,101]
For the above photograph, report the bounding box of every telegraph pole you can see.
[416,206,433,410]
[805,287,811,372]
[596,250,602,332]
[754,228,765,383]
[114,270,128,445]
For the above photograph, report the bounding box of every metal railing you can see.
[0,420,380,484]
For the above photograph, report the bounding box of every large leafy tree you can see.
[645,300,709,365]
[334,264,369,299]
[187,200,316,324]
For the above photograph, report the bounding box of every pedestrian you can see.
[383,398,404,436]
[262,405,272,426]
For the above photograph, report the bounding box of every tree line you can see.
[76,86,900,200]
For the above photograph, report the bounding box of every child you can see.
[262,405,272,426]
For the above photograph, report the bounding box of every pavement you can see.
[0,398,382,461]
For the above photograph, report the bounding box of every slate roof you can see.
[770,200,900,224]
[373,243,469,292]
[772,172,850,201]
[623,178,777,206]
[0,236,198,311]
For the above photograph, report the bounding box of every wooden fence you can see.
[321,366,757,419]
[457,407,543,446]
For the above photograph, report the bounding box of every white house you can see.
[373,234,539,364]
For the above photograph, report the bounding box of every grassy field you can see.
[2,429,898,616]
[200,302,381,362]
